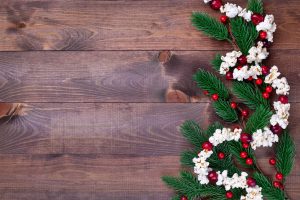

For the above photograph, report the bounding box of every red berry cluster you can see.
[268,158,285,190]
[240,133,253,165]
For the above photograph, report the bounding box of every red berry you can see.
[259,31,268,40]
[276,172,284,180]
[247,76,253,81]
[240,133,252,143]
[237,65,243,70]
[262,92,270,99]
[278,95,288,104]
[203,90,209,95]
[212,94,219,101]
[240,151,248,159]
[242,143,250,148]
[220,15,228,24]
[241,109,249,117]
[230,102,237,109]
[226,191,233,199]
[208,171,218,183]
[181,196,188,200]
[251,13,264,25]
[226,71,233,80]
[266,86,273,93]
[261,65,270,75]
[270,124,283,135]
[273,181,281,188]
[210,0,222,10]
[202,141,213,151]
[269,158,276,165]
[246,158,254,165]
[238,55,247,65]
[218,152,225,159]
[255,78,263,85]
[247,177,257,187]
[262,39,272,48]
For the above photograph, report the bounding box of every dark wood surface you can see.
[0,0,299,199]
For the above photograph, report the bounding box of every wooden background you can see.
[0,0,299,199]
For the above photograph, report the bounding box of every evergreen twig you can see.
[194,69,230,99]
[245,105,272,133]
[191,12,230,41]
[247,0,264,14]
[211,54,222,72]
[213,100,238,123]
[181,120,207,147]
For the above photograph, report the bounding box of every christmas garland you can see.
[162,0,295,200]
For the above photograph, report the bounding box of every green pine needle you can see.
[229,141,255,168]
[245,105,273,133]
[275,130,296,176]
[232,81,269,110]
[181,120,207,147]
[211,54,222,72]
[191,12,230,41]
[247,0,264,14]
[230,17,259,55]
[180,150,197,167]
[253,172,285,200]
[171,195,181,200]
[213,99,238,123]
[194,69,230,99]
[205,122,223,137]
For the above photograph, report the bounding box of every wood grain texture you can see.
[0,103,299,199]
[0,0,299,51]
[0,50,299,102]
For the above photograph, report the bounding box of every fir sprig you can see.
[247,0,264,14]
[162,171,227,200]
[275,130,296,176]
[232,81,269,109]
[181,120,207,147]
[253,172,285,200]
[230,17,259,55]
[245,105,272,133]
[194,69,230,99]
[181,150,197,167]
[191,12,230,41]
[213,99,238,123]
[211,54,222,72]
[205,122,223,137]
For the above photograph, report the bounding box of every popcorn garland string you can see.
[162,1,295,200]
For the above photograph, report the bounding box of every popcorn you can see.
[264,66,281,84]
[256,15,277,42]
[233,66,249,81]
[251,127,279,150]
[247,42,269,64]
[270,101,290,129]
[220,3,243,18]
[272,77,290,95]
[238,9,253,22]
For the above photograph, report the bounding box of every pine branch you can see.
[230,17,258,55]
[171,195,181,200]
[162,171,227,200]
[194,69,230,99]
[191,12,230,41]
[245,105,273,133]
[207,153,241,176]
[232,81,269,110]
[213,100,238,123]
[205,122,223,137]
[181,120,207,147]
[228,141,255,168]
[181,150,197,167]
[247,0,264,14]
[253,172,285,200]
[211,54,222,72]
[275,130,296,176]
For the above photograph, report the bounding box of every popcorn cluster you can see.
[251,127,279,150]
[270,101,290,129]
[193,128,264,200]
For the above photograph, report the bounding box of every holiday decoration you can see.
[162,0,295,200]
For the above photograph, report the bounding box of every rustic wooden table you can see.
[0,0,299,199]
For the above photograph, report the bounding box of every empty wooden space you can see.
[0,0,299,199]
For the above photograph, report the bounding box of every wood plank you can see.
[0,0,299,51]
[0,154,298,200]
[0,50,299,102]
[0,103,299,155]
